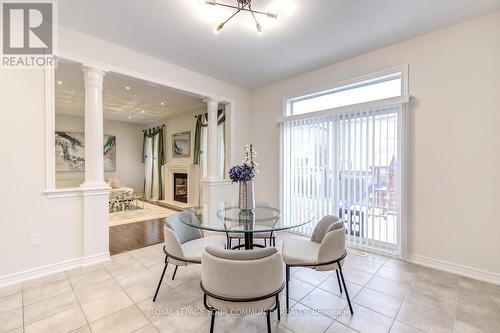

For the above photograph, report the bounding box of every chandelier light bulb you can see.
[256,22,263,34]
[199,0,216,5]
[214,22,224,34]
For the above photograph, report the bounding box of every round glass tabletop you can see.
[178,201,315,233]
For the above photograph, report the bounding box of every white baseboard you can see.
[0,252,110,288]
[81,252,111,267]
[341,241,500,286]
[407,253,500,286]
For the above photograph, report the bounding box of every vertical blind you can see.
[281,99,408,254]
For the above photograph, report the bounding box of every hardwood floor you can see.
[109,218,164,255]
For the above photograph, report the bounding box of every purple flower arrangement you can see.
[229,164,255,182]
[229,144,259,183]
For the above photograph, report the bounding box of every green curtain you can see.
[142,126,164,162]
[193,115,203,165]
[192,108,225,165]
[142,125,165,200]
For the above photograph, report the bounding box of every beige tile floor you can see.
[1,233,499,333]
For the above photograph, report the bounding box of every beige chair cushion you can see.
[310,215,343,243]
[281,237,320,265]
[181,236,226,263]
[202,247,283,311]
[167,212,203,244]
[163,224,185,266]
[206,246,277,260]
[316,226,346,271]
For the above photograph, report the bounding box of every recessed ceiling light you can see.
[56,81,63,85]
[160,102,165,106]
[125,86,131,90]
[128,115,132,119]
[141,110,145,113]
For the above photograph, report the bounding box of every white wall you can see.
[0,24,251,282]
[250,11,500,280]
[55,114,144,191]
[0,69,83,279]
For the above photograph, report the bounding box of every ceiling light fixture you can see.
[128,115,132,119]
[56,81,63,85]
[141,110,145,113]
[201,0,282,34]
[160,102,165,106]
[125,86,131,90]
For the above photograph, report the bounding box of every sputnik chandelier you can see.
[201,0,282,34]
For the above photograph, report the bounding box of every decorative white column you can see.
[201,99,237,204]
[205,97,219,180]
[81,66,107,187]
[80,65,110,266]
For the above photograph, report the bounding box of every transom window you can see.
[288,73,402,116]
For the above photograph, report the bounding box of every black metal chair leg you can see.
[335,270,343,293]
[153,261,168,302]
[264,238,267,247]
[266,310,271,333]
[338,265,353,314]
[210,310,216,333]
[276,295,281,321]
[273,237,276,247]
[285,265,290,313]
[172,265,178,280]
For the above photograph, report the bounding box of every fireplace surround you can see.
[161,164,198,208]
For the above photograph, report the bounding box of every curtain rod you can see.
[142,124,165,132]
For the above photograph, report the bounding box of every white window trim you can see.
[279,65,410,259]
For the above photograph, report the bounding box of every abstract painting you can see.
[172,131,190,157]
[55,132,116,171]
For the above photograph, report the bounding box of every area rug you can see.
[109,201,178,227]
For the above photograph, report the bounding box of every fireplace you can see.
[173,173,188,203]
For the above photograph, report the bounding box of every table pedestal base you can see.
[229,232,266,250]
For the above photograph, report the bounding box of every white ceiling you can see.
[55,60,205,124]
[56,0,500,88]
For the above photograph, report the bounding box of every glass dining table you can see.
[178,201,315,250]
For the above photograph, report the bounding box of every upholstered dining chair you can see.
[281,215,353,315]
[200,246,284,333]
[153,213,226,302]
[226,231,276,249]
[226,202,278,249]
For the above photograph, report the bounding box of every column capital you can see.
[82,66,107,89]
[204,97,219,111]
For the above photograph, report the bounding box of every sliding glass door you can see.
[280,70,408,255]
